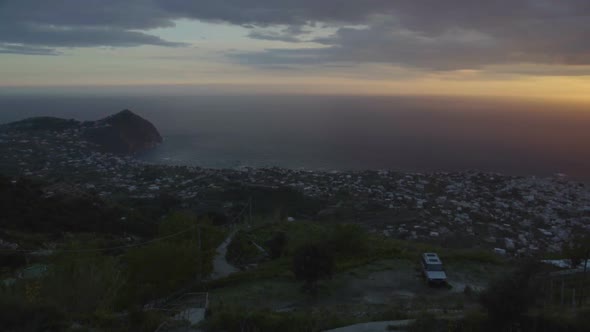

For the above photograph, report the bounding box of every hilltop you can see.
[1,110,162,155]
[83,109,163,154]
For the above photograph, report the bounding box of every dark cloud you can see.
[247,26,310,43]
[0,23,185,48]
[0,0,176,30]
[0,0,589,72]
[155,0,395,26]
[230,1,590,70]
[247,31,301,43]
[0,43,60,56]
[0,0,182,53]
[232,21,508,70]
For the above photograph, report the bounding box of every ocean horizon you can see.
[1,94,589,180]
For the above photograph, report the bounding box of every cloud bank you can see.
[1,0,589,71]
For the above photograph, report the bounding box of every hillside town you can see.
[1,116,588,258]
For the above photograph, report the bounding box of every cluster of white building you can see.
[2,126,589,255]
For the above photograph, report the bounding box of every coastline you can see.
[1,119,589,257]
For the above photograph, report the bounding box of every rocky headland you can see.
[2,109,162,155]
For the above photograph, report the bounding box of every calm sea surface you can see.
[1,95,589,180]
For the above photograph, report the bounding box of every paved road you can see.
[210,229,239,280]
[323,320,414,332]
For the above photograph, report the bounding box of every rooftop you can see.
[423,253,442,264]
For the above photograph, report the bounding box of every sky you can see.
[1,0,589,103]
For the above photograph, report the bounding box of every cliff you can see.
[83,109,163,154]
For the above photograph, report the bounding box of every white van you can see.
[421,253,447,286]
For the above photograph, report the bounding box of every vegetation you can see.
[266,231,288,259]
[0,175,157,236]
[210,184,325,218]
[2,117,79,132]
[122,213,225,305]
[562,230,590,269]
[203,304,356,332]
[292,242,334,293]
[2,172,586,331]
[0,212,225,331]
[226,230,265,267]
[561,230,590,307]
[479,261,541,330]
[0,292,67,332]
[42,249,124,317]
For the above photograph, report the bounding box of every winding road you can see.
[210,229,240,280]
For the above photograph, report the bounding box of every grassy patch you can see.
[202,304,363,332]
[208,220,506,294]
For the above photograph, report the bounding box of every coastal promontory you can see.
[2,109,162,155]
[83,109,163,154]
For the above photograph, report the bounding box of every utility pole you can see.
[195,225,202,282]
[561,279,565,306]
[581,249,589,306]
[248,196,253,226]
[198,224,202,280]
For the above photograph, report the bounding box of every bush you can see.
[0,252,27,269]
[452,311,490,332]
[126,309,167,332]
[266,231,288,259]
[203,305,353,332]
[326,224,369,257]
[121,213,225,305]
[479,261,540,329]
[292,243,334,293]
[0,175,151,235]
[0,292,67,332]
[406,313,441,332]
[41,250,125,317]
[123,240,199,304]
[204,306,312,332]
[226,231,263,267]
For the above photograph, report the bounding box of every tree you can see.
[267,232,288,259]
[479,261,540,329]
[326,224,369,257]
[562,231,590,269]
[123,240,198,304]
[562,230,590,305]
[292,243,334,294]
[41,249,125,316]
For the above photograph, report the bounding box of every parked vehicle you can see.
[421,253,447,286]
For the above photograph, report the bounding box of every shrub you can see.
[0,252,27,269]
[292,242,334,293]
[123,240,198,304]
[226,231,263,267]
[121,213,224,305]
[479,261,540,329]
[41,250,125,317]
[203,305,353,332]
[266,231,288,259]
[327,224,369,257]
[406,313,441,332]
[126,309,167,332]
[0,291,67,332]
[463,285,473,297]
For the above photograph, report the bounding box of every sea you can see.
[1,94,589,181]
